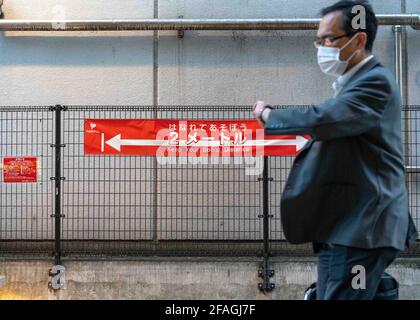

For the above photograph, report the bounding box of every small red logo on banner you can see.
[3,157,38,183]
[84,119,310,157]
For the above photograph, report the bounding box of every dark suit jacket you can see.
[264,57,418,251]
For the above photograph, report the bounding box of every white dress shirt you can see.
[332,54,374,97]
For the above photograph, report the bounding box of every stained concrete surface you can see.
[0,258,419,300]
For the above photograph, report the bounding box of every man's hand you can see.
[253,100,271,128]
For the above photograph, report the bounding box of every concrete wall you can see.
[0,0,420,105]
[0,0,154,105]
[1,258,420,300]
[0,0,416,105]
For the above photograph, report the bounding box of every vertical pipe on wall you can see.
[152,0,159,247]
[399,0,409,106]
[395,0,410,168]
[394,26,408,105]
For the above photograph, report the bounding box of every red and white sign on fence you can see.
[84,119,310,157]
[3,157,38,183]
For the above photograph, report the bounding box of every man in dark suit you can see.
[253,0,418,299]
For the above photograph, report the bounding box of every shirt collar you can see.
[333,54,375,96]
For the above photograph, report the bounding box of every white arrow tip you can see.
[296,136,309,151]
[105,134,122,152]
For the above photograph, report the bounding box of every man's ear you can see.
[357,32,368,49]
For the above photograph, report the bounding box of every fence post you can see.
[258,156,275,292]
[48,104,66,290]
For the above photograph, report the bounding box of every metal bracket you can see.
[258,214,273,218]
[177,16,184,39]
[393,25,403,33]
[48,265,66,290]
[50,177,66,181]
[49,105,68,111]
[50,214,66,218]
[50,144,66,148]
[258,262,275,292]
[257,177,274,182]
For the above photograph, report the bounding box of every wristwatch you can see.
[259,105,273,125]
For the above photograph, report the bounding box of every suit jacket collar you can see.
[339,56,382,93]
[298,57,382,154]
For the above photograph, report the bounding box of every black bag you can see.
[304,282,317,300]
[373,272,399,300]
[303,272,399,300]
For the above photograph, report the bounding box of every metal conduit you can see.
[0,15,419,31]
[395,25,408,106]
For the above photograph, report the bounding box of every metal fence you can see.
[0,107,55,256]
[0,105,419,261]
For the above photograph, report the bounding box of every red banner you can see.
[84,119,310,157]
[3,157,38,183]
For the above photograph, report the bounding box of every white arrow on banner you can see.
[105,134,309,152]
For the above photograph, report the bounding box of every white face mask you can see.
[317,34,359,77]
